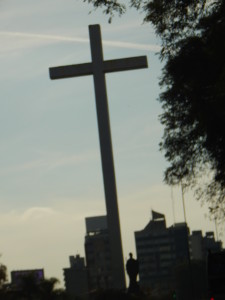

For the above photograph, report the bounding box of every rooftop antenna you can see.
[171,186,176,224]
[181,182,187,223]
[180,181,196,300]
[214,216,219,241]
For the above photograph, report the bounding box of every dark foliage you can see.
[0,263,7,287]
[174,260,208,300]
[157,0,225,221]
[83,0,125,23]
[0,274,66,300]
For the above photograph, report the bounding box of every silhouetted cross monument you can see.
[49,24,148,289]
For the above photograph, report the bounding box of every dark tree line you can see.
[0,275,67,300]
[0,263,67,300]
[83,0,225,222]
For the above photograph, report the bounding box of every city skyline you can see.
[7,210,222,289]
[0,0,222,286]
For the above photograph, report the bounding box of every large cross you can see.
[49,24,148,290]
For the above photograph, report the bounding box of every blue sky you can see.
[0,0,222,287]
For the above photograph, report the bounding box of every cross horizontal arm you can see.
[49,62,92,80]
[103,56,148,73]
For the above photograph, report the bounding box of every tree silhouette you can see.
[0,262,7,288]
[19,273,40,299]
[39,277,66,300]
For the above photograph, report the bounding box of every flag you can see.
[152,210,165,220]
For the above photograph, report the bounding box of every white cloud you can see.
[0,31,160,52]
[20,207,56,221]
[0,150,98,174]
[104,40,160,52]
[0,31,88,44]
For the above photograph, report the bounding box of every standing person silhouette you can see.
[126,253,139,294]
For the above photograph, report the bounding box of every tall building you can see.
[189,230,204,260]
[63,254,88,299]
[203,231,222,253]
[135,211,189,291]
[84,215,112,291]
[190,230,222,260]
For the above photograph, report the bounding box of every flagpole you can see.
[181,183,187,223]
[180,182,195,300]
[214,217,219,241]
[171,186,176,224]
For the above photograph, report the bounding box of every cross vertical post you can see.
[49,24,148,290]
[89,25,125,290]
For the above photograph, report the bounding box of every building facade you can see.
[84,215,113,291]
[63,254,88,299]
[190,230,222,260]
[135,211,189,291]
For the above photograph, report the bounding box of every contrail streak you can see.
[0,31,160,52]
